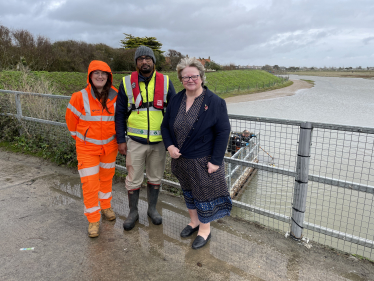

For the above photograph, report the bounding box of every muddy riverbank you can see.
[225,80,313,104]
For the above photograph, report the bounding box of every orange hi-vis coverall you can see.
[65,60,118,223]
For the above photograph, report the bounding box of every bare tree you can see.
[0,25,16,69]
[165,49,184,70]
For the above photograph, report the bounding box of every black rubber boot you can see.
[123,189,140,231]
[147,183,162,225]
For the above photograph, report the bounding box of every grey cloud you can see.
[1,0,374,67]
[363,37,374,45]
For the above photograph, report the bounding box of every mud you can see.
[1,149,373,280]
[225,80,313,104]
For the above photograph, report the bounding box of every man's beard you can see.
[141,66,152,74]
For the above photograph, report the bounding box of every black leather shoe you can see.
[191,233,211,249]
[180,225,199,238]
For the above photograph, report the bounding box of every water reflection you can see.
[226,78,374,259]
[227,75,374,128]
[48,175,82,206]
[45,176,356,280]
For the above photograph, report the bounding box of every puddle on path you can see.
[42,174,367,281]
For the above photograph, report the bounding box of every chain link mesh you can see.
[1,90,373,259]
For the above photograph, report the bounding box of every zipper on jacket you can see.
[84,128,89,144]
[146,83,150,143]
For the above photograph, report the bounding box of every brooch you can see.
[204,104,208,111]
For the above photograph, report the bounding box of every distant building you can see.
[248,65,262,69]
[197,57,211,67]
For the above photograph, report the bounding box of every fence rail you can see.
[1,89,373,259]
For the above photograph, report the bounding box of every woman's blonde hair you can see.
[176,57,206,85]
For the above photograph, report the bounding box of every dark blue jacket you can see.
[161,87,230,166]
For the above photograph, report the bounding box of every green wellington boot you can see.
[147,183,162,225]
[123,189,140,231]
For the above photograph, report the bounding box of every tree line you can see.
[0,26,193,72]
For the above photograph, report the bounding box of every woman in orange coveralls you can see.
[65,60,118,238]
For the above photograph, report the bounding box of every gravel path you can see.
[225,79,313,104]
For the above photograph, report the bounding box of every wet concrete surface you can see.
[1,149,374,281]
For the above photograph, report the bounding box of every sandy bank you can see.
[225,79,313,104]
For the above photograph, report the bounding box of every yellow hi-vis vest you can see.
[123,71,169,142]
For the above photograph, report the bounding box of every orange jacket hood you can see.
[87,60,113,84]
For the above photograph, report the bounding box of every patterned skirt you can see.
[171,156,232,223]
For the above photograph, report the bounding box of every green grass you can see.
[0,68,293,168]
[218,80,293,99]
[300,79,315,86]
[164,69,288,95]
[352,254,374,263]
[0,69,290,97]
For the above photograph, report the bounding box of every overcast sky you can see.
[1,0,373,67]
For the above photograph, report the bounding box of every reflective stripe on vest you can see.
[67,103,81,118]
[163,76,167,102]
[75,132,116,145]
[127,127,161,136]
[81,89,91,115]
[79,115,115,122]
[80,89,115,121]
[125,76,133,107]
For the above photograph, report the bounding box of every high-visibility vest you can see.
[66,84,118,155]
[123,71,169,142]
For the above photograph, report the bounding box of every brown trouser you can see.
[125,138,166,190]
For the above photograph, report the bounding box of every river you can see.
[226,75,374,259]
[227,75,374,127]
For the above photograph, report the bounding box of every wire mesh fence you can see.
[227,116,374,260]
[1,89,373,260]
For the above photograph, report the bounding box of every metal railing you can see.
[226,135,259,197]
[1,89,374,260]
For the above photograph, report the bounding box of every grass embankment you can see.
[300,79,315,86]
[286,71,374,79]
[0,68,291,172]
[0,69,290,98]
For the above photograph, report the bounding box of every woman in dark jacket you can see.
[161,57,232,249]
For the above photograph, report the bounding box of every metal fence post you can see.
[228,163,232,192]
[290,122,313,239]
[15,94,22,120]
[15,94,23,135]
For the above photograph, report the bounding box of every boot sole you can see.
[88,233,99,238]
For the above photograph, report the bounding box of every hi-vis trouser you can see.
[77,150,117,223]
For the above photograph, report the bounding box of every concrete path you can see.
[1,149,373,281]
